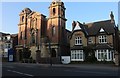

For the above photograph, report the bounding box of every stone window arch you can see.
[22,16,24,22]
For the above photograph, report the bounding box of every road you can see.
[2,62,119,77]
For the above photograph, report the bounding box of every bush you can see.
[83,46,98,63]
[85,56,97,63]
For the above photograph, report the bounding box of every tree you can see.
[83,46,97,63]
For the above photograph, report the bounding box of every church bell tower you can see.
[18,8,32,46]
[47,0,67,43]
[47,0,67,60]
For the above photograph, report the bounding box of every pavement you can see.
[2,62,119,72]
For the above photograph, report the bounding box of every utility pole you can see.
[47,36,52,66]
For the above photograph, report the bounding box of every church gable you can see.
[28,12,43,19]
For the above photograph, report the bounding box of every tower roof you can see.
[52,0,61,2]
[20,8,32,14]
[24,8,32,13]
[49,0,65,9]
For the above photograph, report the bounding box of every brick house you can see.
[0,32,18,62]
[70,21,87,61]
[70,12,118,62]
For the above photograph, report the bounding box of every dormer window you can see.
[99,28,105,32]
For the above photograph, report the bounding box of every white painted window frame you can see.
[75,37,82,45]
[99,35,107,43]
[71,50,84,61]
[96,49,113,61]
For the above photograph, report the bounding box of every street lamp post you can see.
[47,36,52,66]
[35,28,40,63]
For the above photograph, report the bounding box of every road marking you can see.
[7,70,34,77]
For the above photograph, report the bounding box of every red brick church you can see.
[16,0,70,63]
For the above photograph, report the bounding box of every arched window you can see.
[53,8,56,15]
[22,16,24,22]
[52,26,55,36]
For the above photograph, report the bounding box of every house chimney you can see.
[83,22,85,25]
[72,21,76,31]
[110,11,115,23]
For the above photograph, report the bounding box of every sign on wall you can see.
[61,56,71,64]
[8,49,14,62]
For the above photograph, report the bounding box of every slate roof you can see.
[11,34,18,37]
[71,20,115,37]
[66,29,71,33]
[86,20,115,36]
[0,32,10,36]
